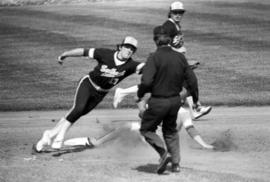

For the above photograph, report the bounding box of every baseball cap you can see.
[170,1,185,13]
[153,25,171,46]
[153,25,169,37]
[121,36,138,50]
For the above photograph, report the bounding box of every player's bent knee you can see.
[177,108,193,130]
[178,108,190,122]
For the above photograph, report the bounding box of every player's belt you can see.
[88,76,110,92]
[152,94,179,98]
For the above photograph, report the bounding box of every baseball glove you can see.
[188,60,200,69]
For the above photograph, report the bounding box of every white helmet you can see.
[121,36,138,49]
[170,1,185,12]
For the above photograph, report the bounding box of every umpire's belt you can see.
[152,94,179,98]
[88,76,110,92]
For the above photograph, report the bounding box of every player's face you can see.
[119,45,135,60]
[171,11,184,22]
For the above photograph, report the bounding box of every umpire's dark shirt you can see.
[137,46,198,102]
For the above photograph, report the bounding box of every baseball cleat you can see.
[33,130,52,153]
[193,106,212,120]
[113,88,125,108]
[31,143,42,154]
[157,153,172,174]
[86,137,95,148]
[171,163,180,173]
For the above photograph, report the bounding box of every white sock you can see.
[53,119,72,143]
[46,117,68,139]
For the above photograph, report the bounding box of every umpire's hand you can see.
[136,99,147,119]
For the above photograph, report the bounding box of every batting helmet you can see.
[170,1,185,13]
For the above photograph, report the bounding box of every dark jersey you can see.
[162,19,184,48]
[137,46,198,102]
[88,48,140,89]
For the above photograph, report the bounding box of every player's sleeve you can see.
[83,48,95,58]
[88,48,95,58]
[85,48,109,62]
[126,61,143,75]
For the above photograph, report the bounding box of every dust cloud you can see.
[212,129,238,152]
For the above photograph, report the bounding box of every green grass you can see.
[0,0,270,111]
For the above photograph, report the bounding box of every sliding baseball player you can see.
[64,93,214,150]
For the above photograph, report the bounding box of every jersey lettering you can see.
[100,65,126,78]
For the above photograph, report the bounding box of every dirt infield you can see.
[0,107,269,182]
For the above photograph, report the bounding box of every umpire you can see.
[136,25,198,174]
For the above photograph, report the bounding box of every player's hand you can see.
[179,88,188,103]
[136,99,146,118]
[138,110,144,119]
[204,144,214,150]
[57,55,66,65]
[137,100,146,111]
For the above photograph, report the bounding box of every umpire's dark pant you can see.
[140,96,182,164]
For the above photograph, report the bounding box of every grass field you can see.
[0,0,269,111]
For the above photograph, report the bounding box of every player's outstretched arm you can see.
[57,48,86,65]
[193,135,214,149]
[178,108,213,149]
[186,126,214,149]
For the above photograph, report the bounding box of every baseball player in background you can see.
[162,1,212,119]
[32,36,145,153]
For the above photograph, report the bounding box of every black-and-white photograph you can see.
[0,0,269,181]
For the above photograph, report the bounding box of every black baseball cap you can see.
[153,26,169,37]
